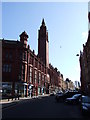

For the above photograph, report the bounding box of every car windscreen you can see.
[72,94,81,98]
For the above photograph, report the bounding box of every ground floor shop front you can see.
[2,82,50,98]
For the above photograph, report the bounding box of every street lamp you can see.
[76,54,79,56]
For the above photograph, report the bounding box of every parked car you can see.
[55,92,63,102]
[50,92,54,96]
[80,95,90,115]
[50,91,56,96]
[55,91,80,102]
[65,94,81,104]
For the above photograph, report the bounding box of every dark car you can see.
[55,91,80,102]
[80,95,90,115]
[55,92,63,102]
[65,94,81,104]
[50,91,56,96]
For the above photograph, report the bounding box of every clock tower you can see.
[38,19,49,68]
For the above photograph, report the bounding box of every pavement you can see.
[0,94,50,109]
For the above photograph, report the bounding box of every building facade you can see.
[2,19,63,97]
[79,7,90,95]
[79,32,90,95]
[74,81,80,90]
[48,64,63,93]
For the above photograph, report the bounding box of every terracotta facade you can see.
[2,19,63,97]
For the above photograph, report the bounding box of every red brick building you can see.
[2,19,63,97]
[79,10,90,96]
[79,31,90,95]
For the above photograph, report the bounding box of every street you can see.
[2,95,90,119]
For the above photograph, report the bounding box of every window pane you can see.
[6,65,8,72]
[8,64,11,72]
[30,77,32,83]
[3,65,5,72]
[5,53,8,59]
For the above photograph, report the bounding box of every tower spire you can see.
[38,19,49,67]
[42,18,45,26]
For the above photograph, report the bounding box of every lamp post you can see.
[76,54,79,56]
[76,53,82,92]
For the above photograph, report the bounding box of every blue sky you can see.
[1,2,88,83]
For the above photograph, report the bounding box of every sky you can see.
[1,1,89,83]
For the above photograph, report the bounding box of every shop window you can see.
[2,83,12,96]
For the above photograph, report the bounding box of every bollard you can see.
[18,96,19,100]
[12,97,13,101]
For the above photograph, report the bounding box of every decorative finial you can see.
[19,31,29,38]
